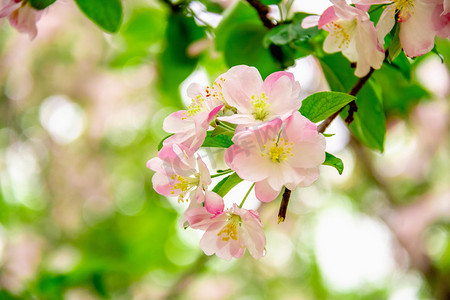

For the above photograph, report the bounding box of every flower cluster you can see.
[147,65,326,260]
[304,0,449,77]
[0,0,45,39]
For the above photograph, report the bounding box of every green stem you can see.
[239,183,255,208]
[210,170,233,178]
[217,121,235,132]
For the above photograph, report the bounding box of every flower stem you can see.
[210,169,233,178]
[239,183,255,208]
[217,121,235,132]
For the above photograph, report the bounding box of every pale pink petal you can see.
[400,2,436,57]
[163,110,192,133]
[262,71,295,92]
[218,114,257,125]
[198,220,228,254]
[204,191,224,215]
[151,172,173,196]
[433,5,450,38]
[318,6,338,29]
[186,82,205,98]
[179,197,202,228]
[376,5,396,44]
[15,4,39,39]
[302,15,320,28]
[0,1,20,18]
[355,4,371,11]
[221,65,263,113]
[254,179,281,202]
[352,0,391,4]
[187,208,226,230]
[226,148,272,182]
[146,157,164,173]
[240,220,266,259]
[291,167,320,187]
[207,105,224,122]
[354,18,385,77]
[331,0,361,19]
[196,156,211,188]
[264,75,302,116]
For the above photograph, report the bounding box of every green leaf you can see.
[390,51,411,81]
[110,7,166,68]
[157,14,205,108]
[202,131,233,148]
[211,125,234,137]
[263,13,318,47]
[28,0,57,10]
[388,24,401,62]
[323,133,335,137]
[157,134,174,151]
[300,91,356,123]
[373,63,429,118]
[212,173,243,197]
[323,152,344,175]
[261,0,281,4]
[223,24,280,78]
[215,1,261,51]
[319,53,358,92]
[75,0,122,33]
[345,79,386,152]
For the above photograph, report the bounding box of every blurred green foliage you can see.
[0,0,449,299]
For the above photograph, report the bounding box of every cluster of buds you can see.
[147,65,326,260]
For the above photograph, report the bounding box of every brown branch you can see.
[279,64,378,222]
[245,0,276,29]
[318,66,376,134]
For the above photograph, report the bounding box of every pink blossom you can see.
[225,111,326,202]
[163,83,223,151]
[305,0,385,77]
[0,0,44,40]
[354,0,450,57]
[146,143,211,203]
[186,194,266,260]
[217,65,301,126]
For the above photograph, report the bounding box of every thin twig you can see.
[318,66,376,134]
[279,65,377,222]
[245,0,276,29]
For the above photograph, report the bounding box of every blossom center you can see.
[206,76,228,105]
[393,0,415,22]
[327,20,357,50]
[251,93,270,121]
[217,215,240,241]
[261,137,293,163]
[184,95,205,119]
[170,174,200,202]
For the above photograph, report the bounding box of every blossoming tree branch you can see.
[3,0,448,260]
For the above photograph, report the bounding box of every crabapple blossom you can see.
[304,0,385,77]
[0,0,44,39]
[353,0,450,56]
[146,143,211,203]
[225,111,326,203]
[217,65,301,126]
[186,194,266,260]
[163,83,223,151]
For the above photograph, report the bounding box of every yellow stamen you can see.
[261,138,293,163]
[393,0,415,22]
[251,93,270,121]
[217,215,241,241]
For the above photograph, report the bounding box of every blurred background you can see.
[0,0,449,299]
